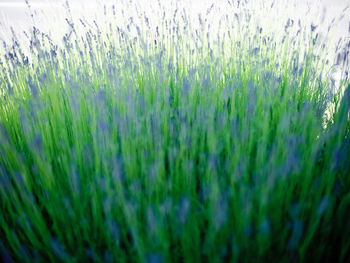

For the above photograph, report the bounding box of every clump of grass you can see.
[0,1,349,262]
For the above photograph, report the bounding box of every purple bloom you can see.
[178,196,190,224]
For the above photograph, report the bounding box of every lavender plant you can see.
[0,1,349,262]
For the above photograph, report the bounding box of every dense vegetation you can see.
[0,1,349,262]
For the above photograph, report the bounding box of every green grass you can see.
[0,1,349,262]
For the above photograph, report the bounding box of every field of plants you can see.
[0,0,349,262]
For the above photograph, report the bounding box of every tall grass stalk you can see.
[0,1,349,262]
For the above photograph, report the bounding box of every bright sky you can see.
[0,0,348,29]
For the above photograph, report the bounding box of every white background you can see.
[0,0,349,68]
